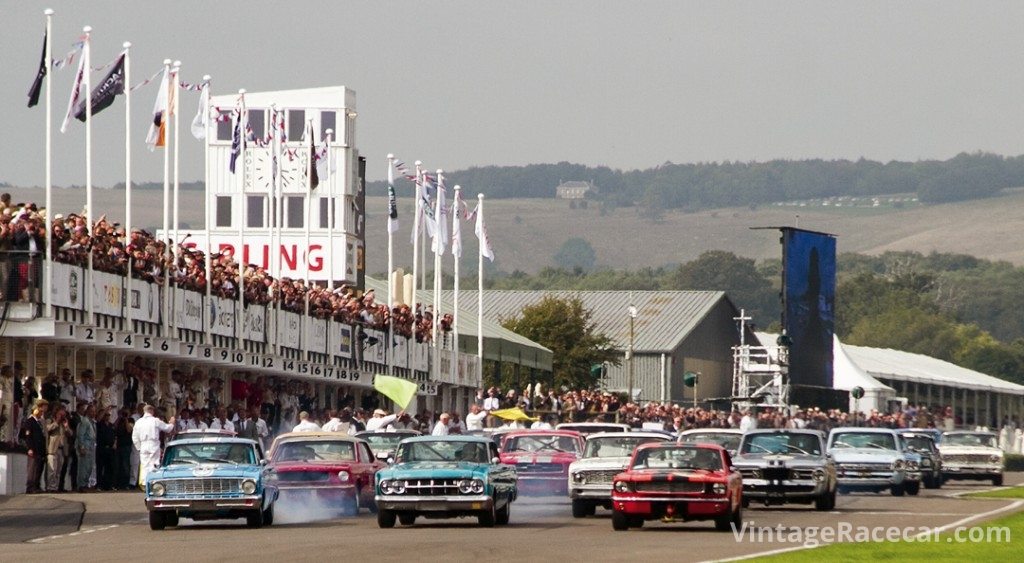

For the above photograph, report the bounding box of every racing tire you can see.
[906,481,920,496]
[922,475,937,489]
[398,513,417,526]
[715,505,741,532]
[741,496,750,509]
[993,475,1003,486]
[611,511,630,531]
[496,500,511,526]
[478,503,497,528]
[262,504,274,527]
[246,509,263,529]
[571,499,595,518]
[344,490,361,517]
[148,511,166,531]
[890,484,905,497]
[814,490,836,511]
[165,512,180,527]
[377,509,397,529]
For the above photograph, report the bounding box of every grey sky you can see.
[3,1,1024,188]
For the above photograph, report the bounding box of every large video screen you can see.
[782,229,836,388]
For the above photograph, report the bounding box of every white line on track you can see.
[28,524,120,544]
[702,499,1024,563]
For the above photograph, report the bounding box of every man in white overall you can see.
[131,404,175,488]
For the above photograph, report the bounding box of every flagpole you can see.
[410,161,422,334]
[123,42,132,330]
[43,8,54,318]
[171,60,182,337]
[160,58,171,336]
[84,26,94,323]
[270,105,280,357]
[477,193,485,387]
[203,76,212,345]
[386,153,395,376]
[433,170,444,385]
[304,119,313,346]
[326,128,334,290]
[452,185,462,385]
[237,89,247,344]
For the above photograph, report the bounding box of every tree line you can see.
[367,152,1024,209]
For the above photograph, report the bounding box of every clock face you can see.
[281,150,308,190]
[246,149,273,192]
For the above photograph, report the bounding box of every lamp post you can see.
[627,303,637,403]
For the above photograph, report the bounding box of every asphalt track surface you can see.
[2,473,1021,563]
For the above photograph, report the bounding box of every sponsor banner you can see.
[243,304,266,342]
[278,311,302,349]
[175,288,204,331]
[208,296,236,337]
[50,262,84,309]
[330,323,353,359]
[307,317,328,353]
[128,280,161,324]
[91,271,124,316]
[364,328,386,365]
[170,231,352,283]
[393,335,409,369]
[411,340,429,373]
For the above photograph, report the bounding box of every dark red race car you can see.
[266,432,386,515]
[610,442,743,531]
[499,430,584,496]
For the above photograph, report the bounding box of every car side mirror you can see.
[492,457,501,464]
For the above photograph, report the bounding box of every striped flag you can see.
[59,36,88,133]
[145,68,169,150]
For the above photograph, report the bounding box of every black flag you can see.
[74,53,125,121]
[308,126,320,190]
[27,31,47,108]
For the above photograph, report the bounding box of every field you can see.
[7,185,1024,274]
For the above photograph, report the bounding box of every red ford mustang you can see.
[499,430,584,496]
[266,432,386,515]
[611,443,742,531]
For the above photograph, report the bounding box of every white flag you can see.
[431,177,449,255]
[190,81,210,140]
[145,68,169,150]
[387,159,399,234]
[451,191,464,258]
[60,38,88,133]
[474,202,494,261]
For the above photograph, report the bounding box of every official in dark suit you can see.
[10,221,44,301]
[19,399,49,493]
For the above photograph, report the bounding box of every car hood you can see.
[939,445,1001,455]
[378,461,490,480]
[732,453,825,467]
[569,457,630,472]
[268,461,355,473]
[149,463,262,481]
[501,452,578,464]
[828,448,900,463]
[618,468,726,482]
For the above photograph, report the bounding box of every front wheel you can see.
[148,511,166,531]
[246,509,263,528]
[993,475,1004,486]
[377,509,397,529]
[611,511,630,531]
[906,481,920,496]
[496,500,511,525]
[262,504,274,526]
[571,499,595,518]
[890,484,905,497]
[478,503,496,528]
[815,490,836,511]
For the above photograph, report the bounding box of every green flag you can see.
[373,374,418,409]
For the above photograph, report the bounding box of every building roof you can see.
[365,278,553,371]
[842,344,1024,396]
[453,290,731,354]
[557,181,593,189]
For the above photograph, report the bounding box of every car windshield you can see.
[944,433,998,448]
[399,440,489,463]
[831,432,896,450]
[273,440,355,462]
[741,433,822,456]
[503,435,581,455]
[903,436,935,452]
[164,442,256,465]
[632,446,722,471]
[359,434,412,452]
[583,436,666,458]
[679,432,742,452]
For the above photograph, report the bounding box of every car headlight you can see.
[907,461,919,470]
[892,460,905,470]
[613,481,632,493]
[921,459,932,467]
[990,454,1002,464]
[812,469,826,482]
[711,483,727,495]
[241,479,257,495]
[470,479,485,494]
[151,482,165,497]
[380,480,394,494]
[393,480,406,494]
[458,479,474,494]
[337,471,350,482]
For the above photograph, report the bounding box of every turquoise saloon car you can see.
[375,435,518,527]
[144,434,278,530]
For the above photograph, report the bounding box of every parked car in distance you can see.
[556,422,631,436]
[732,429,836,510]
[266,432,386,515]
[610,443,742,532]
[827,427,917,496]
[677,428,744,457]
[355,430,422,463]
[568,432,670,517]
[939,431,1004,486]
[897,430,942,489]
[144,435,277,530]
[374,435,517,528]
[500,430,584,496]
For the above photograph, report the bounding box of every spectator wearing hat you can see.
[366,408,404,432]
[20,398,49,493]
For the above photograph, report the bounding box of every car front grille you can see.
[634,481,704,494]
[164,478,243,496]
[517,463,565,474]
[761,467,790,481]
[942,454,994,464]
[579,470,619,484]
[838,463,890,472]
[401,478,462,495]
[277,471,331,483]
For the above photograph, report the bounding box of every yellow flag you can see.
[489,407,538,422]
[373,375,418,409]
